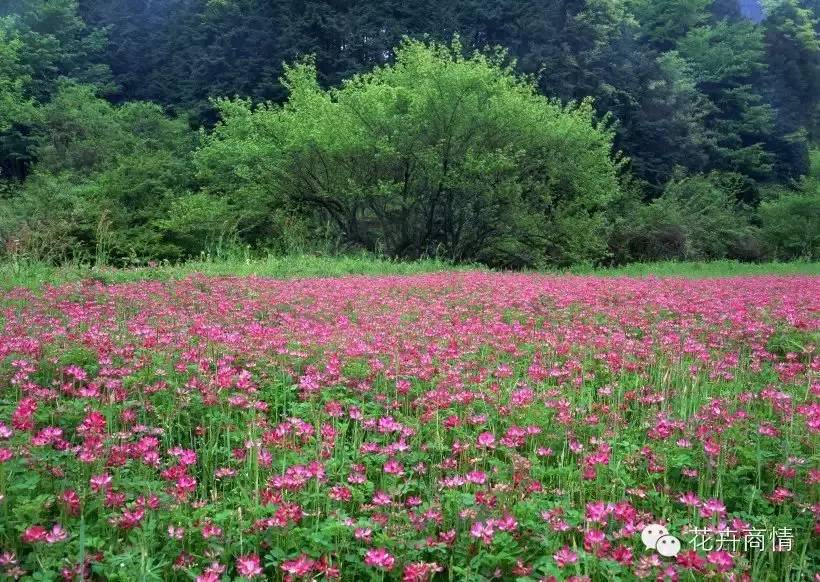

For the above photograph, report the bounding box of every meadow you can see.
[0,260,817,580]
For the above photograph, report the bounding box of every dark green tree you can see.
[627,0,711,51]
[0,0,112,181]
[0,28,32,136]
[677,20,777,187]
[0,0,112,100]
[763,0,820,144]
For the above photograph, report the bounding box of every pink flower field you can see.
[0,272,817,580]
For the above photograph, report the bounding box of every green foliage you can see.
[628,0,712,50]
[154,192,238,255]
[75,0,814,190]
[766,326,820,357]
[677,20,777,182]
[0,28,33,134]
[759,193,820,260]
[1,83,197,263]
[610,171,760,262]
[764,0,820,143]
[0,0,112,101]
[758,150,820,260]
[612,52,712,187]
[0,0,818,268]
[198,39,623,267]
[0,0,112,182]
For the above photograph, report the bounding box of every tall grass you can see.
[0,253,475,291]
[1,255,817,291]
[565,260,820,278]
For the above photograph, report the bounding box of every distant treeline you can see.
[0,0,817,267]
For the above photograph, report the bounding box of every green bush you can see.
[759,192,819,260]
[757,148,820,261]
[0,83,198,263]
[197,39,624,268]
[609,171,759,263]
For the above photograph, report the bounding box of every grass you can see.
[0,254,476,291]
[0,255,817,291]
[562,259,820,278]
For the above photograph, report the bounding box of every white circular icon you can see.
[641,524,669,549]
[655,534,682,557]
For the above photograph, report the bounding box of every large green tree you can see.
[628,0,712,50]
[677,20,777,187]
[197,40,624,267]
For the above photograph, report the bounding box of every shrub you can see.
[197,39,623,268]
[757,148,820,261]
[610,171,757,262]
[0,83,197,263]
[758,191,819,260]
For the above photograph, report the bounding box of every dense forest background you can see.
[0,0,817,267]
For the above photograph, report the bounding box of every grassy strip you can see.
[561,259,820,277]
[0,254,474,290]
[1,255,818,291]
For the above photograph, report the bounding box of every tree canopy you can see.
[0,0,817,266]
[197,40,623,266]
